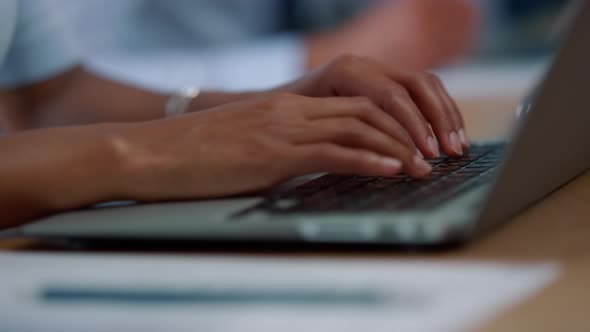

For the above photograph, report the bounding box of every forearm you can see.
[2,68,259,131]
[0,124,131,229]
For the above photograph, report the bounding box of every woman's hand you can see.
[0,87,442,228]
[189,56,469,159]
[2,55,471,226]
[278,55,469,158]
[0,55,469,227]
[117,92,434,201]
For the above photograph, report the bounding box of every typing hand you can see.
[279,55,469,159]
[116,92,435,201]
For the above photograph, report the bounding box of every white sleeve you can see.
[0,0,80,87]
[84,34,307,92]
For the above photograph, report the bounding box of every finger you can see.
[431,76,470,149]
[292,117,431,177]
[376,81,441,159]
[289,143,404,177]
[328,75,439,159]
[349,60,444,158]
[288,118,432,178]
[303,96,416,152]
[398,72,464,157]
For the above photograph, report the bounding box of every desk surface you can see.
[2,96,589,331]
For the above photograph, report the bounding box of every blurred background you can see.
[55,0,572,95]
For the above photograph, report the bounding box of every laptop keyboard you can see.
[236,144,505,216]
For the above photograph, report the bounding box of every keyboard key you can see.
[234,143,505,218]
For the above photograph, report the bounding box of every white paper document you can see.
[0,253,558,332]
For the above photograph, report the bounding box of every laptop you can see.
[16,2,590,247]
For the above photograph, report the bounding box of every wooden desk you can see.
[1,96,589,331]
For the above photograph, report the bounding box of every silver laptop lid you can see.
[476,0,590,232]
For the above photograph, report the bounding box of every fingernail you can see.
[413,155,432,175]
[427,136,440,157]
[449,132,463,155]
[416,149,424,159]
[458,129,470,148]
[381,157,403,171]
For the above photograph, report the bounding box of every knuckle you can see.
[307,144,336,160]
[352,96,372,104]
[420,71,438,82]
[402,132,417,147]
[323,55,361,81]
[396,150,415,166]
[387,84,410,99]
[409,72,438,87]
[426,72,443,85]
[351,96,376,112]
[337,118,364,133]
[362,152,383,166]
[261,92,298,109]
[387,140,414,159]
[350,151,382,173]
[333,54,362,68]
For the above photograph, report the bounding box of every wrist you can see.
[187,91,260,112]
[0,124,143,227]
[47,124,140,211]
[92,123,163,203]
[0,123,142,217]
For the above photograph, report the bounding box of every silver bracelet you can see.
[165,87,201,117]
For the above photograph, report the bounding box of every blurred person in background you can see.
[0,0,469,228]
[61,0,571,92]
[59,0,480,90]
